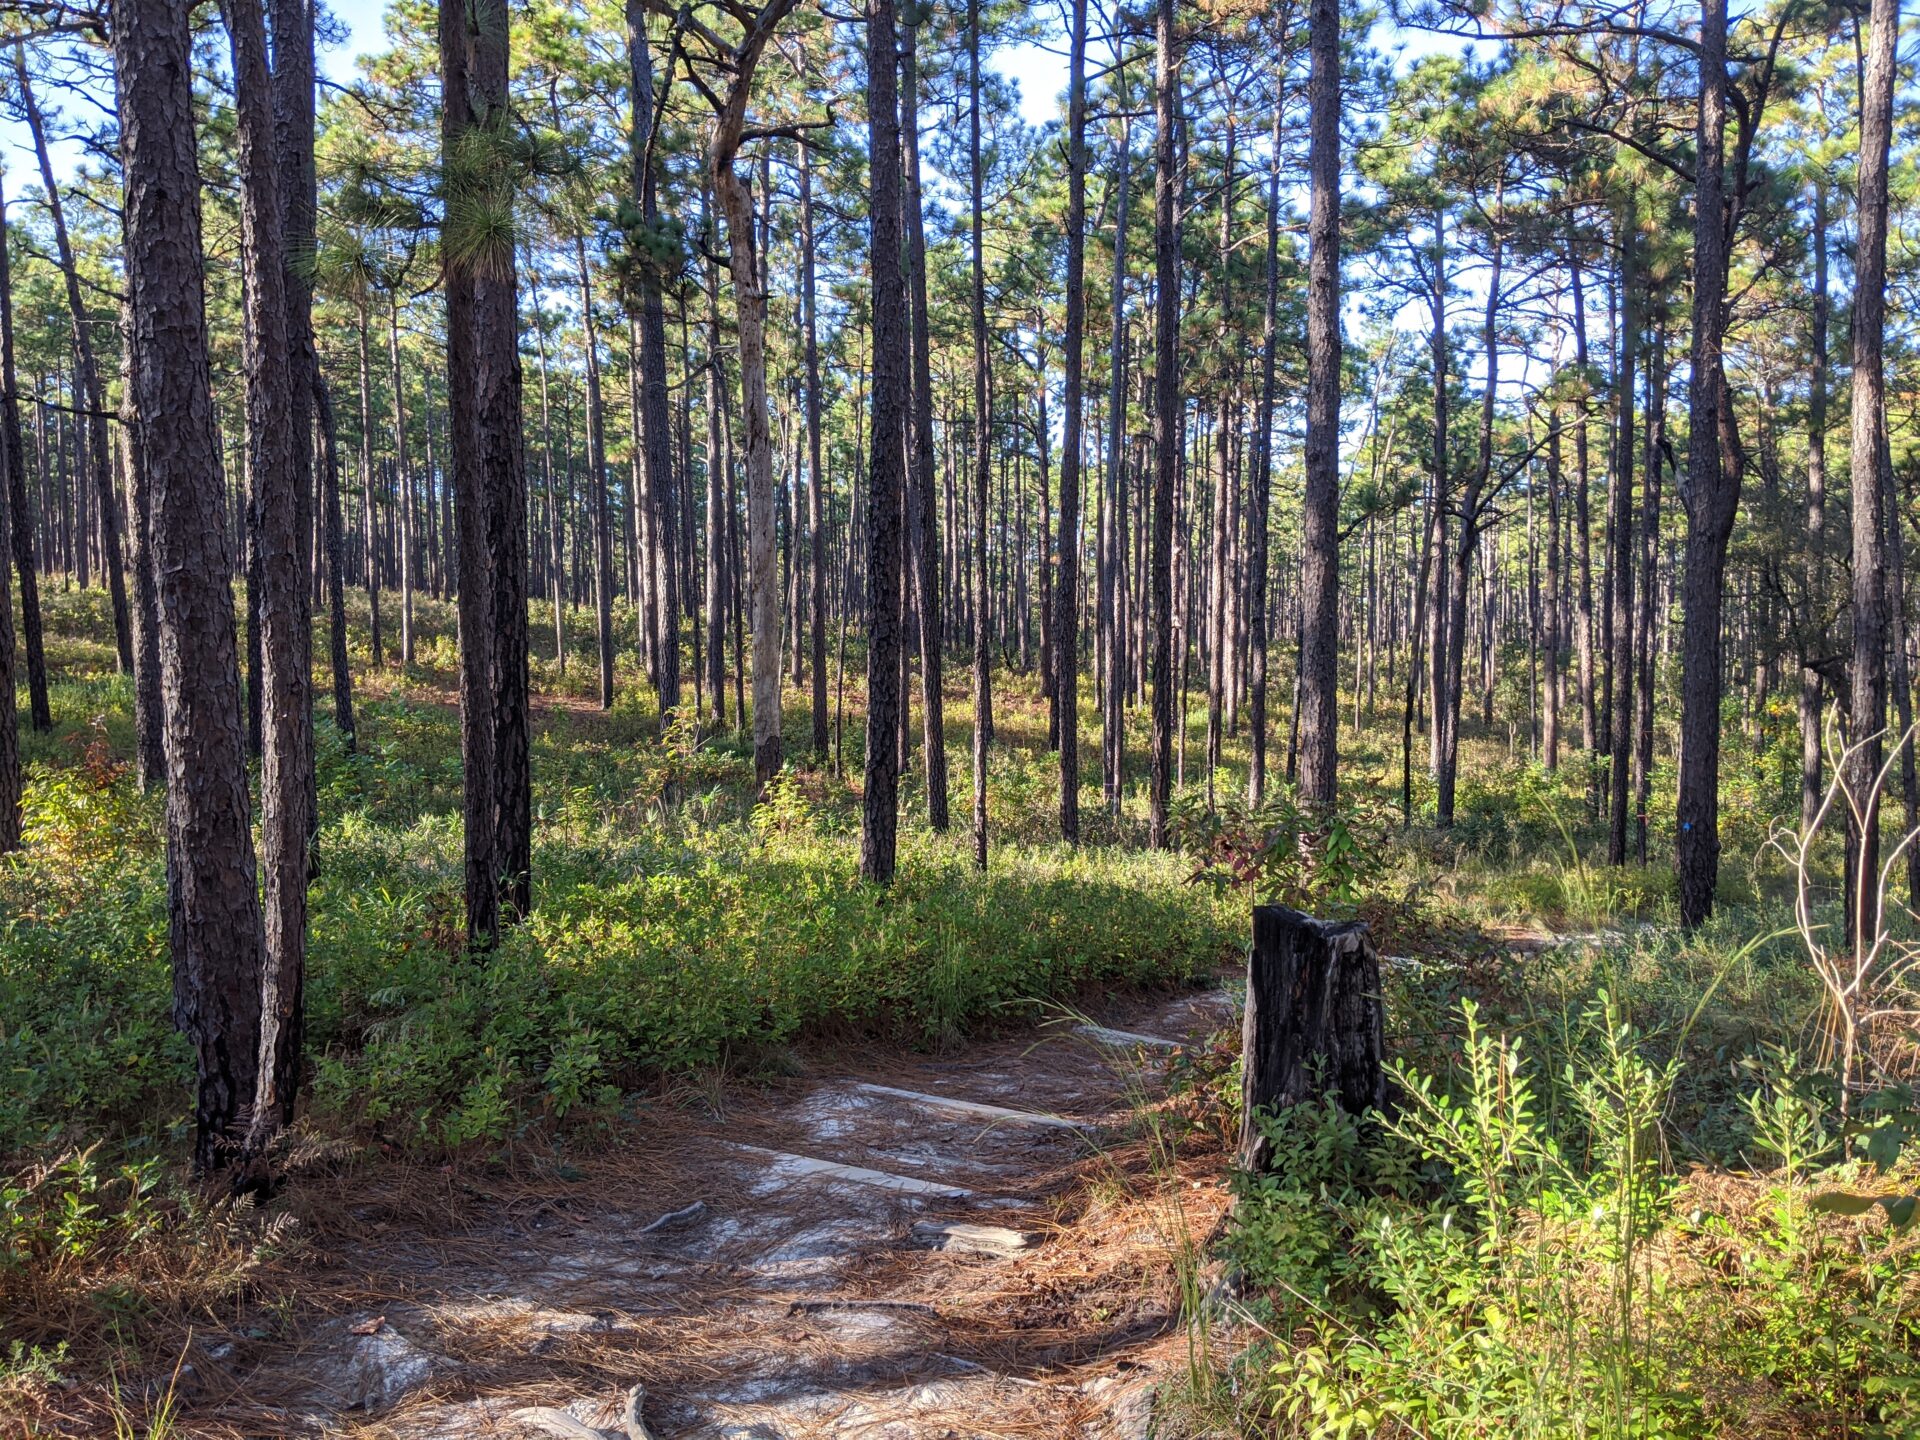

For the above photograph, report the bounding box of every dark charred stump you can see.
[1237,904,1389,1172]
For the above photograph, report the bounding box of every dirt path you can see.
[188,983,1239,1439]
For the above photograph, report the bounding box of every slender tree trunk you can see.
[0,176,49,732]
[442,0,531,945]
[1849,0,1899,948]
[703,195,727,727]
[626,6,680,724]
[799,145,829,759]
[575,232,615,708]
[1543,409,1562,771]
[1607,219,1638,870]
[16,49,132,675]
[1676,0,1737,921]
[1103,106,1132,812]
[900,27,949,828]
[969,0,993,867]
[390,290,415,666]
[118,304,164,790]
[225,0,311,1165]
[1148,0,1180,849]
[711,103,785,792]
[1569,252,1598,783]
[317,378,355,748]
[1297,0,1341,808]
[1636,325,1666,866]
[861,0,907,883]
[1054,0,1089,840]
[1250,84,1280,809]
[1801,178,1830,830]
[356,294,383,668]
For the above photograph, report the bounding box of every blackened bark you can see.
[1055,0,1088,842]
[1297,0,1341,808]
[442,0,531,946]
[969,0,993,867]
[1250,86,1279,809]
[1147,0,1179,849]
[0,176,48,732]
[1849,0,1899,945]
[1238,905,1388,1173]
[860,0,907,884]
[118,0,265,1173]
[226,0,311,1158]
[1676,0,1736,923]
[625,8,680,725]
[1608,218,1637,870]
[799,144,828,759]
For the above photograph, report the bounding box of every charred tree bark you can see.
[1147,0,1179,849]
[1676,0,1738,923]
[118,0,265,1173]
[442,0,531,946]
[968,0,993,867]
[0,176,49,732]
[1238,905,1389,1173]
[799,144,829,760]
[1055,0,1088,841]
[860,0,907,884]
[1296,0,1341,809]
[225,0,312,1161]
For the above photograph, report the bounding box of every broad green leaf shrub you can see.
[1232,999,1920,1438]
[311,830,1230,1147]
[0,745,1230,1155]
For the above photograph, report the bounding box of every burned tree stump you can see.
[1237,905,1389,1171]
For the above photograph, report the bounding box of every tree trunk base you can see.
[1237,904,1389,1172]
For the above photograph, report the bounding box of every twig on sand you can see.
[510,1382,655,1440]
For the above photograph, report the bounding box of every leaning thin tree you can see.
[653,0,805,794]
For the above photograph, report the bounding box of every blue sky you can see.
[1,2,1472,189]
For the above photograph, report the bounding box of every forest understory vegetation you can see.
[3,587,1918,1437]
[3,0,1918,1424]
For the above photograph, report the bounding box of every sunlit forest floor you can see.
[3,585,1919,1437]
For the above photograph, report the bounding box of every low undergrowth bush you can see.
[0,689,1233,1155]
[312,825,1230,1147]
[1230,995,1920,1438]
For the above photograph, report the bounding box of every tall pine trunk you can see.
[1297,0,1341,808]
[442,0,532,946]
[225,0,312,1163]
[1676,0,1738,923]
[1147,0,1179,849]
[900,25,949,829]
[860,0,907,884]
[0,176,49,732]
[1055,0,1088,840]
[1848,0,1900,946]
[118,0,265,1173]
